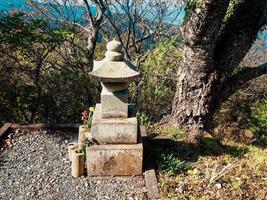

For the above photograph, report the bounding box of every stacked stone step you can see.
[86,40,143,176]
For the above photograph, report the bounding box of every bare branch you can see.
[91,0,105,25]
[220,62,267,102]
[83,0,94,24]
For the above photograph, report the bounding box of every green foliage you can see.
[159,153,190,176]
[0,12,99,124]
[244,98,267,146]
[136,111,151,128]
[130,38,182,122]
[196,134,224,155]
[94,39,107,60]
[80,137,94,154]
[224,0,242,22]
[164,126,185,139]
[0,13,70,52]
[153,146,191,176]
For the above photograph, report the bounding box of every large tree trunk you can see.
[170,0,230,137]
[170,0,267,139]
[170,46,219,137]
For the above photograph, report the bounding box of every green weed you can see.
[159,153,191,176]
[243,98,267,146]
[165,127,186,139]
[136,111,152,128]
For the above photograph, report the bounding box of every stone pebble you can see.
[0,130,145,199]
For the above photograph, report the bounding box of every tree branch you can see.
[220,62,267,102]
[214,0,267,75]
[91,0,105,25]
[83,0,94,24]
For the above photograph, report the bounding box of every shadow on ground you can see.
[143,134,249,172]
[45,129,78,144]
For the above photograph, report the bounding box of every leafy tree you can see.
[0,12,98,124]
[170,0,267,139]
[130,38,182,122]
[1,12,65,121]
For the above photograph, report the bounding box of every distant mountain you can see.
[0,0,266,41]
[0,0,183,25]
[0,0,31,12]
[0,0,83,11]
[0,0,97,26]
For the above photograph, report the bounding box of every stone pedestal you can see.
[86,138,143,176]
[87,103,143,175]
[101,88,128,118]
[91,104,137,144]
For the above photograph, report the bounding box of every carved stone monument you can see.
[86,40,143,176]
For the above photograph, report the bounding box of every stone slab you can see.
[145,169,160,199]
[101,88,128,118]
[10,123,80,130]
[86,140,143,176]
[91,104,137,144]
[0,123,12,139]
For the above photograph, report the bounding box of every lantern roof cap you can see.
[89,40,140,82]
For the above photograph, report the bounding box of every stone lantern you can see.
[86,40,143,176]
[90,40,140,118]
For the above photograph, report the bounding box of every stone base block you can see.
[101,88,128,118]
[86,141,143,176]
[91,104,137,144]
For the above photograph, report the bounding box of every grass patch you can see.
[197,133,224,155]
[152,124,186,140]
[242,98,267,146]
[165,127,186,140]
[155,134,267,199]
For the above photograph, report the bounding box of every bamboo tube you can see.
[67,142,78,162]
[71,149,85,177]
[78,125,89,147]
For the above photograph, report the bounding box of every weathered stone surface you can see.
[101,88,128,118]
[101,82,129,93]
[145,169,160,199]
[86,141,143,176]
[91,104,137,144]
[89,40,141,84]
[87,40,143,177]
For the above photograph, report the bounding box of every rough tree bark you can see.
[170,0,267,138]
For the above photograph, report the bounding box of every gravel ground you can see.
[0,129,146,200]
